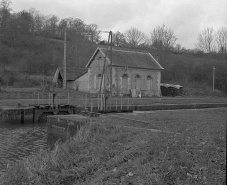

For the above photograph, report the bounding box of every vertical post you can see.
[110,31,113,109]
[109,96,111,110]
[127,96,129,110]
[85,93,87,110]
[91,99,93,112]
[32,108,35,123]
[55,94,58,108]
[21,109,24,124]
[48,93,50,105]
[213,66,215,91]
[63,29,67,90]
[100,93,103,110]
[121,94,122,110]
[38,93,40,105]
[32,93,34,105]
[116,96,117,111]
[68,93,70,105]
[98,93,100,110]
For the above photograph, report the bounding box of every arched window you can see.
[122,74,128,79]
[135,74,141,90]
[147,75,153,90]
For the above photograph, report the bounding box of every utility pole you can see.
[63,18,73,90]
[63,29,67,90]
[213,66,215,91]
[110,31,113,97]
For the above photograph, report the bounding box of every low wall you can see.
[47,115,88,139]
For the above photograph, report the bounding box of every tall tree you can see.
[124,27,147,48]
[17,10,33,34]
[85,23,100,43]
[112,31,126,47]
[150,24,177,51]
[216,27,227,55]
[195,27,216,53]
[0,0,12,40]
[42,14,59,38]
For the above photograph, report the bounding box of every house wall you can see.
[87,50,162,97]
[114,67,162,97]
[74,72,90,92]
[89,51,109,93]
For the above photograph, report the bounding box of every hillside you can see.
[0,34,226,95]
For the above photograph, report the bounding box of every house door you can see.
[135,75,141,90]
[122,74,128,94]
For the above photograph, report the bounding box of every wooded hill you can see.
[0,0,226,93]
[0,33,226,94]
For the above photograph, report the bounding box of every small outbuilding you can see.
[53,67,88,91]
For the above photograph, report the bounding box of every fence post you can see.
[91,99,93,112]
[32,93,34,105]
[85,93,87,110]
[98,93,99,110]
[48,93,50,105]
[38,93,40,105]
[127,96,129,110]
[100,93,103,110]
[116,96,117,111]
[121,94,122,109]
[109,95,111,110]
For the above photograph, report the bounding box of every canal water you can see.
[0,120,50,175]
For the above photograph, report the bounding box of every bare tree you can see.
[0,0,12,38]
[124,27,147,48]
[112,31,126,47]
[150,24,177,51]
[85,23,100,43]
[195,27,216,53]
[216,27,227,55]
[175,43,181,53]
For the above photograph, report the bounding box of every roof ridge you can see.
[100,47,149,54]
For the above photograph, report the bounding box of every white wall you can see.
[75,72,89,92]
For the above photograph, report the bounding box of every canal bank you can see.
[1,107,226,184]
[47,102,227,138]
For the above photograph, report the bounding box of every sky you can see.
[11,0,227,49]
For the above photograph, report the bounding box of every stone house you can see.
[85,47,164,97]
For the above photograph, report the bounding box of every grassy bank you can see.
[0,108,226,184]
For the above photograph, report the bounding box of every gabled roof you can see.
[58,67,87,81]
[86,47,164,70]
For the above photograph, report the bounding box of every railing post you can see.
[98,93,100,110]
[21,109,24,124]
[91,99,93,112]
[121,94,122,110]
[116,96,117,111]
[85,93,87,110]
[100,93,103,110]
[127,96,129,110]
[38,93,40,105]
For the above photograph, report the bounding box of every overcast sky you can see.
[11,0,227,49]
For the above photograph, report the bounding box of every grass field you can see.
[1,108,226,184]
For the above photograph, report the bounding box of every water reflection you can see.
[0,120,49,175]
